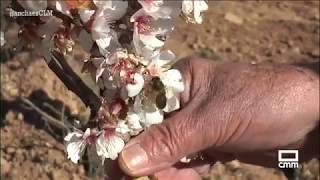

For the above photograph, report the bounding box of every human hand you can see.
[118,57,319,179]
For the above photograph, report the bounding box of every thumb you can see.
[118,104,209,177]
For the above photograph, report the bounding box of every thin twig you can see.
[20,97,69,131]
[43,102,64,117]
[44,119,61,139]
[42,102,74,128]
[60,104,65,123]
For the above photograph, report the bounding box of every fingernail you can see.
[120,144,148,173]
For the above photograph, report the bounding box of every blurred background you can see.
[1,1,319,179]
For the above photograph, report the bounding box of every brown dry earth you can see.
[1,1,319,180]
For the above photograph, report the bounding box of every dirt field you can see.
[1,1,319,180]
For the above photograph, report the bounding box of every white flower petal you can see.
[131,9,168,53]
[95,38,112,52]
[161,69,184,92]
[91,16,121,56]
[127,112,142,129]
[182,0,193,14]
[135,99,164,127]
[79,9,95,23]
[96,133,107,157]
[144,106,164,126]
[64,131,83,141]
[63,128,98,164]
[126,112,143,135]
[95,0,128,21]
[96,131,125,161]
[106,135,125,160]
[140,34,164,48]
[126,73,144,97]
[91,16,112,43]
[193,0,208,24]
[182,0,208,24]
[66,141,85,163]
[116,121,130,135]
[64,130,88,164]
[133,33,164,58]
[163,91,180,113]
[56,1,71,16]
[83,128,91,139]
[141,47,160,64]
[150,50,175,69]
[158,1,182,19]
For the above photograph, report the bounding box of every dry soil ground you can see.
[1,1,319,180]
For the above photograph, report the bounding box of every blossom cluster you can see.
[2,0,208,164]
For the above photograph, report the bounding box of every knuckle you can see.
[143,122,182,162]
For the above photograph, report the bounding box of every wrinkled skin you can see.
[114,57,319,180]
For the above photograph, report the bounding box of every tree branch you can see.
[48,50,101,118]
[10,0,101,123]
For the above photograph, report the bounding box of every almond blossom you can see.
[56,0,126,56]
[64,128,98,164]
[91,1,128,56]
[96,130,124,162]
[92,49,129,82]
[131,8,174,60]
[5,0,209,165]
[147,50,184,112]
[96,121,130,163]
[90,51,145,97]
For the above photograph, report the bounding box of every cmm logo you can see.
[278,150,299,168]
